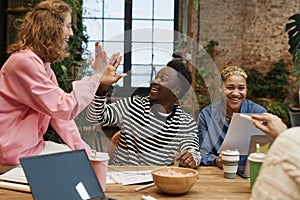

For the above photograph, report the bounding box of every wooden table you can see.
[0,166,251,200]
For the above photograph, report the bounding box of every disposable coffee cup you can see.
[89,151,110,191]
[248,152,266,189]
[221,149,240,179]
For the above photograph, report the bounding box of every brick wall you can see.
[189,0,299,73]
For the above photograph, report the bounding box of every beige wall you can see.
[188,0,299,73]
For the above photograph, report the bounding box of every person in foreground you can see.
[249,113,300,200]
[198,66,267,174]
[0,0,108,173]
[86,59,201,169]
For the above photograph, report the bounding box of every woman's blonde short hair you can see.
[7,0,72,63]
[221,66,248,82]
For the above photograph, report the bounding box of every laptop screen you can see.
[20,149,105,200]
[239,135,274,178]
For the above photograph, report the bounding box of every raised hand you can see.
[91,42,108,77]
[101,52,126,86]
[96,52,127,95]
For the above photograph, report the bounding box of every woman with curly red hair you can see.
[0,0,108,173]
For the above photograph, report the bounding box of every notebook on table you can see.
[20,149,114,200]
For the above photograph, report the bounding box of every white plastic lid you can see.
[89,151,110,161]
[222,149,240,156]
[248,152,266,162]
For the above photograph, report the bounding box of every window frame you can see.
[83,0,179,97]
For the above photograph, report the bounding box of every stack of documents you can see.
[107,170,153,185]
[0,167,30,192]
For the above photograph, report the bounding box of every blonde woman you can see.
[198,66,267,174]
[0,0,109,173]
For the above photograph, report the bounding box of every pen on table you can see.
[134,182,155,192]
[109,173,121,184]
[141,195,157,200]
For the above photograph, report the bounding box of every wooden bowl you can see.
[151,166,198,195]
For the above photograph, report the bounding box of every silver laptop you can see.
[239,135,274,178]
[20,149,114,200]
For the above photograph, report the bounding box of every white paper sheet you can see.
[218,113,265,155]
[0,167,30,192]
[0,181,31,192]
[0,167,28,184]
[107,170,153,185]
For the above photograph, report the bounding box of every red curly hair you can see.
[7,0,72,63]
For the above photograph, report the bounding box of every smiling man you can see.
[86,58,200,169]
[197,66,267,175]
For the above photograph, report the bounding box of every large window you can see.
[82,0,178,96]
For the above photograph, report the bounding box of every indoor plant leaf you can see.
[285,14,300,54]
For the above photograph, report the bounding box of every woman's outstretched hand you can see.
[91,42,108,77]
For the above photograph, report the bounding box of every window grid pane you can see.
[83,0,175,90]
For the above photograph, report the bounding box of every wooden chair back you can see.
[107,130,121,165]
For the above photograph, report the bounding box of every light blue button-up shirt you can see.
[198,99,267,174]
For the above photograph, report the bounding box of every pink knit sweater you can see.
[0,50,97,165]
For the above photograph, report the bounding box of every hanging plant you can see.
[194,0,199,10]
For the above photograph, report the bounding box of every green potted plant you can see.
[285,14,300,126]
[246,59,291,126]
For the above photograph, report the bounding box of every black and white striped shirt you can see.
[86,95,201,166]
